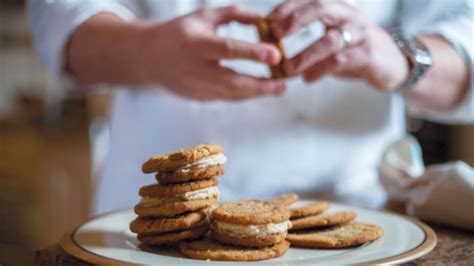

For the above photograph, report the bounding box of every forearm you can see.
[66,12,149,85]
[404,35,470,110]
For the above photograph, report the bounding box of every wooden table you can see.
[34,222,474,265]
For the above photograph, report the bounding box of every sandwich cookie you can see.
[130,209,209,235]
[290,211,357,230]
[156,165,224,185]
[211,200,291,247]
[287,222,384,248]
[137,224,210,246]
[179,237,290,261]
[142,144,225,173]
[256,17,286,79]
[134,178,219,217]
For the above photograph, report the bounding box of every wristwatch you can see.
[391,30,432,92]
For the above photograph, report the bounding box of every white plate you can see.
[60,201,436,265]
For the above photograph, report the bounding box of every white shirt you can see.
[27,0,473,213]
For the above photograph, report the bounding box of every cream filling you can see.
[139,186,220,207]
[177,153,227,173]
[214,220,292,237]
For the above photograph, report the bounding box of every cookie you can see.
[135,178,220,217]
[137,224,210,246]
[142,144,223,173]
[268,193,299,206]
[130,210,209,235]
[210,200,291,247]
[139,178,218,197]
[211,227,287,247]
[256,17,286,79]
[290,211,357,230]
[134,197,218,218]
[179,237,290,261]
[156,165,224,184]
[212,200,290,225]
[286,222,384,248]
[290,201,329,219]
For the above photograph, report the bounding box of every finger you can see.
[207,5,259,25]
[285,28,343,75]
[194,37,281,65]
[213,67,286,101]
[302,53,346,83]
[268,1,307,23]
[272,2,351,38]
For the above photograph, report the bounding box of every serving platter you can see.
[60,200,436,265]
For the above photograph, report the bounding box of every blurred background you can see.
[0,1,472,265]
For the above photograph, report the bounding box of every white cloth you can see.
[27,0,474,214]
[379,136,474,230]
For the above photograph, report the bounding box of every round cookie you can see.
[139,178,218,197]
[134,197,218,218]
[179,237,290,261]
[290,211,356,230]
[130,210,209,235]
[211,200,290,225]
[156,165,224,184]
[268,194,299,206]
[142,144,223,173]
[290,201,329,219]
[137,224,210,246]
[287,222,384,248]
[210,200,291,248]
[211,227,287,247]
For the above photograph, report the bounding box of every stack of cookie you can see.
[130,144,227,246]
[286,202,384,248]
[180,200,292,261]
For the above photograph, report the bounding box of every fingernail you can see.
[259,48,279,65]
[262,49,276,63]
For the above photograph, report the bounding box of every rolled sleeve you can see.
[399,0,474,124]
[27,0,137,88]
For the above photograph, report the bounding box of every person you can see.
[27,0,473,213]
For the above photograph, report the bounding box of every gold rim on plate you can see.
[60,207,437,265]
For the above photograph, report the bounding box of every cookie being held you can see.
[256,17,286,79]
[210,200,291,247]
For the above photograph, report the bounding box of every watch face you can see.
[391,32,433,90]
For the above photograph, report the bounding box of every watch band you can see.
[391,30,432,92]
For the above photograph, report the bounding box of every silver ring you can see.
[338,28,352,49]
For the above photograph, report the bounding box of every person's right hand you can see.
[139,5,286,101]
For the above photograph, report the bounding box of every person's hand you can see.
[269,0,409,91]
[140,5,286,101]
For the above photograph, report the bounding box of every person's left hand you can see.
[269,0,409,91]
